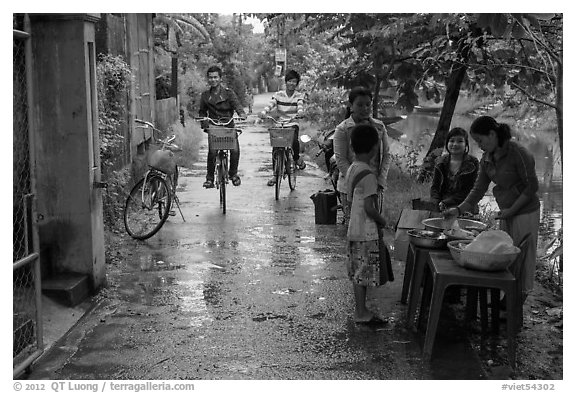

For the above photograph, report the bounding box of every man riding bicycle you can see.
[199,65,246,188]
[259,69,306,186]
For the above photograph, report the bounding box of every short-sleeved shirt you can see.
[346,162,379,242]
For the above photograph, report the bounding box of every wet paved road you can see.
[26,115,486,380]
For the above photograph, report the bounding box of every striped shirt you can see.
[262,90,305,117]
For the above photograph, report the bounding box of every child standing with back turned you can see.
[346,124,391,324]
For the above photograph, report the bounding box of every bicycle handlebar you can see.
[260,115,301,126]
[195,117,243,136]
[134,119,181,151]
[195,117,246,127]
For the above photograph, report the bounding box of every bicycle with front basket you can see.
[262,115,301,200]
[123,119,185,240]
[195,117,244,214]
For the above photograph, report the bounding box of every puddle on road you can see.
[114,253,228,328]
[178,285,214,327]
[283,206,307,212]
[137,254,186,272]
[252,312,288,322]
[204,240,239,249]
[295,235,315,243]
[154,276,177,286]
[272,288,301,295]
[297,246,327,267]
[249,226,274,239]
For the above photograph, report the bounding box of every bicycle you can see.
[195,117,244,214]
[123,119,185,240]
[262,115,300,200]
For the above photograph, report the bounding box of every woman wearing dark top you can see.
[430,127,479,212]
[444,116,540,299]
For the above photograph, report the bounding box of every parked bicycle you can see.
[261,115,301,200]
[195,117,244,214]
[123,119,185,240]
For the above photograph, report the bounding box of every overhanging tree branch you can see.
[510,82,557,109]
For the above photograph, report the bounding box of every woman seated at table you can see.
[444,116,540,302]
[430,127,479,213]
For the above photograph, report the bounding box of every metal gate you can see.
[13,14,43,377]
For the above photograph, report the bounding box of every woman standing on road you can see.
[333,86,391,222]
[443,115,540,299]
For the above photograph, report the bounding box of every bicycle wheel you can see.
[220,154,227,214]
[274,150,284,200]
[287,150,296,191]
[124,175,172,240]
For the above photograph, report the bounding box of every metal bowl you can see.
[457,218,488,232]
[407,229,448,249]
[422,217,487,233]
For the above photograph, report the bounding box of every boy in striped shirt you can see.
[260,70,307,186]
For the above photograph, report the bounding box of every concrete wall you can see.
[29,14,105,289]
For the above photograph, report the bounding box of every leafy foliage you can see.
[303,87,348,131]
[390,140,430,180]
[153,13,264,117]
[96,54,131,171]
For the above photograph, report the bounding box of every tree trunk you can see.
[556,60,563,168]
[373,74,382,118]
[418,36,472,182]
[171,55,178,98]
[417,62,467,182]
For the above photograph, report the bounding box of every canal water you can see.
[390,112,563,257]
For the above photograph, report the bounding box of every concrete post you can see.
[29,13,105,291]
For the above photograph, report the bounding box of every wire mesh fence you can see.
[13,23,42,372]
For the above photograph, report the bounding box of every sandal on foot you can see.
[231,174,241,186]
[296,157,306,170]
[203,180,214,188]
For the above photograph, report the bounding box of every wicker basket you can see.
[448,240,520,271]
[148,149,176,174]
[208,127,238,151]
[447,240,472,265]
[269,127,295,148]
[460,247,520,271]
